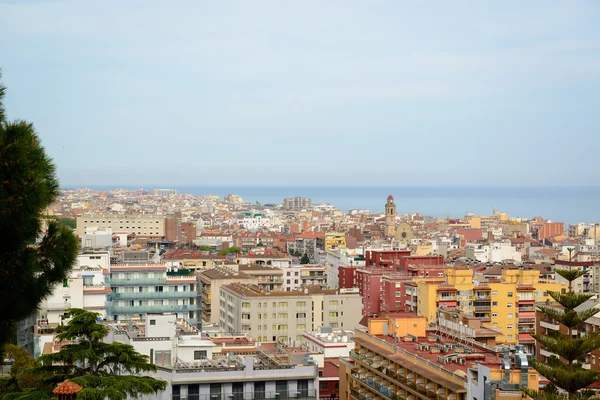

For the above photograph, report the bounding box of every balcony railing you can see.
[517,306,535,312]
[353,329,487,383]
[110,277,167,285]
[112,291,196,300]
[172,390,317,400]
[46,302,72,310]
[540,320,560,330]
[474,306,491,310]
[518,318,536,324]
[108,304,193,314]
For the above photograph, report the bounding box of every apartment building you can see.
[105,314,319,400]
[277,264,328,292]
[288,236,319,263]
[219,284,362,344]
[76,214,166,238]
[339,314,538,400]
[236,264,285,292]
[39,251,111,326]
[283,197,312,211]
[417,267,566,347]
[198,268,258,325]
[107,264,197,325]
[153,188,178,196]
[325,233,346,251]
[465,241,522,263]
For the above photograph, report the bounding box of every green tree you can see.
[17,309,167,399]
[525,250,600,400]
[218,246,240,256]
[0,73,79,359]
[0,344,44,398]
[300,253,310,264]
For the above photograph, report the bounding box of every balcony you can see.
[46,302,72,310]
[540,348,558,358]
[437,295,456,301]
[517,306,535,312]
[540,320,560,330]
[474,305,491,311]
[110,277,167,286]
[112,291,196,300]
[475,294,491,300]
[172,390,318,400]
[108,304,193,314]
[518,318,536,324]
[518,326,535,333]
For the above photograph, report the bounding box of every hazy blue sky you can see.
[1,1,599,187]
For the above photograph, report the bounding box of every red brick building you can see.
[537,222,564,240]
[364,250,411,270]
[338,266,356,289]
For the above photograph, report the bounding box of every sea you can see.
[78,186,600,225]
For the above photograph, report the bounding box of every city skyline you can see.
[1,1,599,186]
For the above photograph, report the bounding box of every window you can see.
[507,313,513,319]
[492,313,498,317]
[507,292,513,297]
[507,325,513,329]
[507,303,513,308]
[508,334,513,340]
[492,301,498,306]
[150,319,156,326]
[319,382,328,390]
[492,291,498,296]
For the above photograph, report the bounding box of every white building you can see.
[278,264,327,292]
[81,227,113,249]
[105,314,319,400]
[301,328,355,359]
[40,251,111,326]
[465,241,522,263]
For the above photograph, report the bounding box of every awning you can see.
[518,333,535,343]
[518,312,535,319]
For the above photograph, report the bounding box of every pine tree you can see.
[22,308,167,399]
[0,72,79,358]
[526,249,600,400]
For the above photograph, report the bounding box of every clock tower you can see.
[385,194,396,237]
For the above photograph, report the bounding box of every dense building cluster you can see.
[24,189,600,400]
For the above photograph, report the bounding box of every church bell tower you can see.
[385,194,396,237]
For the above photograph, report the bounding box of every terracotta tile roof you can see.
[53,380,83,395]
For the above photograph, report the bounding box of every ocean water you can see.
[81,186,600,225]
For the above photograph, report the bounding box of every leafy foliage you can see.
[0,73,79,359]
[525,262,600,400]
[217,246,240,256]
[300,253,310,264]
[0,345,45,399]
[11,309,167,399]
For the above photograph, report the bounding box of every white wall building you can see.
[465,241,521,263]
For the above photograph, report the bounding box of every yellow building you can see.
[325,232,346,251]
[417,267,566,346]
[339,314,538,400]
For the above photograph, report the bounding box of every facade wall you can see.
[76,214,166,237]
[219,287,362,344]
[538,222,565,240]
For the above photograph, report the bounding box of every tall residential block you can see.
[219,283,363,344]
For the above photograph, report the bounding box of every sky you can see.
[1,1,599,187]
